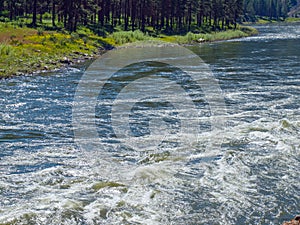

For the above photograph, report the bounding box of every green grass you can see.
[256,18,277,24]
[108,26,258,46]
[0,22,114,77]
[109,30,152,45]
[0,43,14,55]
[285,17,300,23]
[244,16,300,24]
[158,26,258,44]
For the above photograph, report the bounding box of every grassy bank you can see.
[109,25,257,45]
[284,17,300,23]
[0,22,257,78]
[0,23,115,78]
[159,26,258,44]
[244,16,300,24]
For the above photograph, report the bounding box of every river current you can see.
[0,23,299,224]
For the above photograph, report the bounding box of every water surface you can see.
[0,23,299,224]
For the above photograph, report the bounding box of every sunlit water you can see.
[0,23,299,224]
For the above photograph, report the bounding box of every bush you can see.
[77,26,94,38]
[186,32,195,43]
[0,16,10,22]
[43,12,52,20]
[37,27,44,36]
[0,10,9,17]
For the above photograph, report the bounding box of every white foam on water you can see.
[1,25,300,224]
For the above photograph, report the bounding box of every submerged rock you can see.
[91,181,125,192]
[283,215,300,225]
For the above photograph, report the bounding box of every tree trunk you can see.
[32,0,37,26]
[124,0,129,30]
[98,0,104,26]
[131,0,136,31]
[52,0,56,27]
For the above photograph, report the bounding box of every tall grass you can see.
[0,43,14,55]
[110,30,150,45]
[173,27,258,44]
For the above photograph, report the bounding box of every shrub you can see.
[43,12,52,20]
[0,16,10,22]
[186,32,195,43]
[37,27,44,36]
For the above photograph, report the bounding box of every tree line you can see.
[0,0,297,33]
[243,0,298,20]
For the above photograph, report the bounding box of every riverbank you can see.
[0,22,257,78]
[0,23,110,78]
[244,16,300,24]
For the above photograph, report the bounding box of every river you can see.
[0,23,299,224]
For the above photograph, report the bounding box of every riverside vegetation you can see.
[0,0,298,77]
[0,21,257,78]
